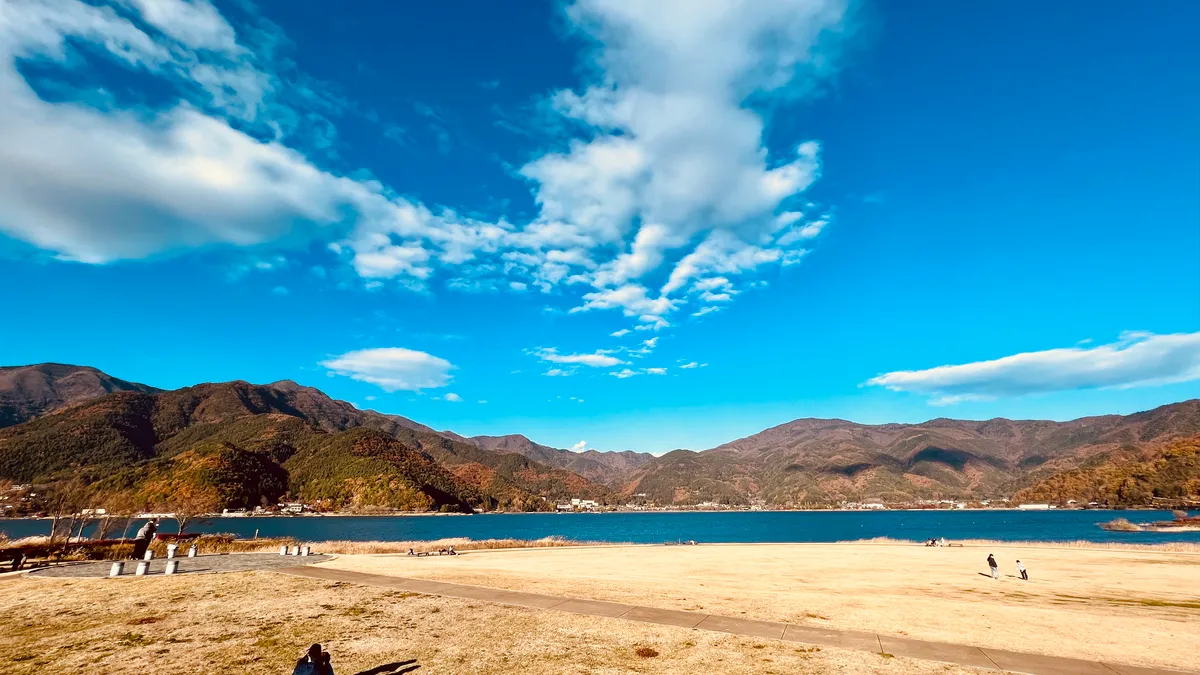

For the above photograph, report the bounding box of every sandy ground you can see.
[320,542,1200,672]
[0,572,986,675]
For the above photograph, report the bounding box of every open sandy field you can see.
[0,569,987,675]
[320,542,1200,672]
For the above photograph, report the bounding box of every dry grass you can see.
[0,571,989,674]
[324,542,1200,671]
[156,535,599,556]
[303,536,601,555]
[5,535,599,560]
[848,536,1200,553]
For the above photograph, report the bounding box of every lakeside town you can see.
[6,481,1188,521]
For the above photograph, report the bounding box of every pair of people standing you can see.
[987,554,1029,580]
[292,643,335,675]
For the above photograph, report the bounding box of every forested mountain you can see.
[4,363,1199,511]
[468,434,654,488]
[1013,436,1200,506]
[0,370,611,513]
[0,363,159,429]
[622,401,1200,505]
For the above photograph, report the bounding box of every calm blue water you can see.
[3,510,1198,544]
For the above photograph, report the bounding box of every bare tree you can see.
[87,492,136,541]
[45,479,88,545]
[169,488,221,535]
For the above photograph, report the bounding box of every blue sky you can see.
[1,0,1197,454]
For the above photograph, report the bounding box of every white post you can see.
[301,545,310,556]
[109,562,125,577]
[187,544,197,558]
[165,559,179,575]
[291,545,300,556]
[143,549,154,561]
[135,561,149,576]
[166,543,178,559]
[279,545,288,556]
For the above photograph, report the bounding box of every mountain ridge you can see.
[3,363,1199,509]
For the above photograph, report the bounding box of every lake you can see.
[3,510,1198,544]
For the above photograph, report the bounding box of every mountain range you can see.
[2,363,1198,513]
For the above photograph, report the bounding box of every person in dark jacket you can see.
[129,518,158,560]
[986,554,999,580]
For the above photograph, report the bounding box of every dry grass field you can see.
[321,541,1200,671]
[0,571,988,675]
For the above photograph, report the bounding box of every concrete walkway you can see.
[32,552,329,578]
[278,566,1194,675]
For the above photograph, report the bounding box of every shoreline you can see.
[3,505,1194,521]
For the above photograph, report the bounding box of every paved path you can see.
[32,552,329,577]
[279,565,1195,675]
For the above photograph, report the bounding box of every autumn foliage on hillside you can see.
[1014,436,1200,506]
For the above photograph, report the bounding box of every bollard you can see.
[187,544,197,558]
[135,561,149,576]
[143,549,154,561]
[109,562,125,577]
[280,545,288,556]
[301,545,310,557]
[165,559,179,575]
[166,543,178,559]
[291,546,300,556]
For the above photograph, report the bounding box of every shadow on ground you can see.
[352,659,419,675]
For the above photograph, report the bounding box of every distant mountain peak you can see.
[0,363,159,428]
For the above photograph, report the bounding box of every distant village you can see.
[0,482,1135,519]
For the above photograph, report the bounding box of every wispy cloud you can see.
[611,366,668,379]
[867,331,1200,404]
[321,347,453,392]
[441,392,463,402]
[533,347,624,368]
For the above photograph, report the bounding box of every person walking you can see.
[1016,559,1028,581]
[986,553,999,580]
[129,518,158,560]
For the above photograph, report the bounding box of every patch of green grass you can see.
[119,632,151,647]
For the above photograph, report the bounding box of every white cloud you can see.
[610,329,631,337]
[678,361,707,369]
[611,366,667,378]
[692,306,721,318]
[571,440,587,452]
[442,392,463,402]
[0,0,847,327]
[544,368,572,377]
[534,347,624,368]
[642,337,659,349]
[320,347,454,392]
[867,331,1200,402]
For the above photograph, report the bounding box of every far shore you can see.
[3,505,1193,521]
